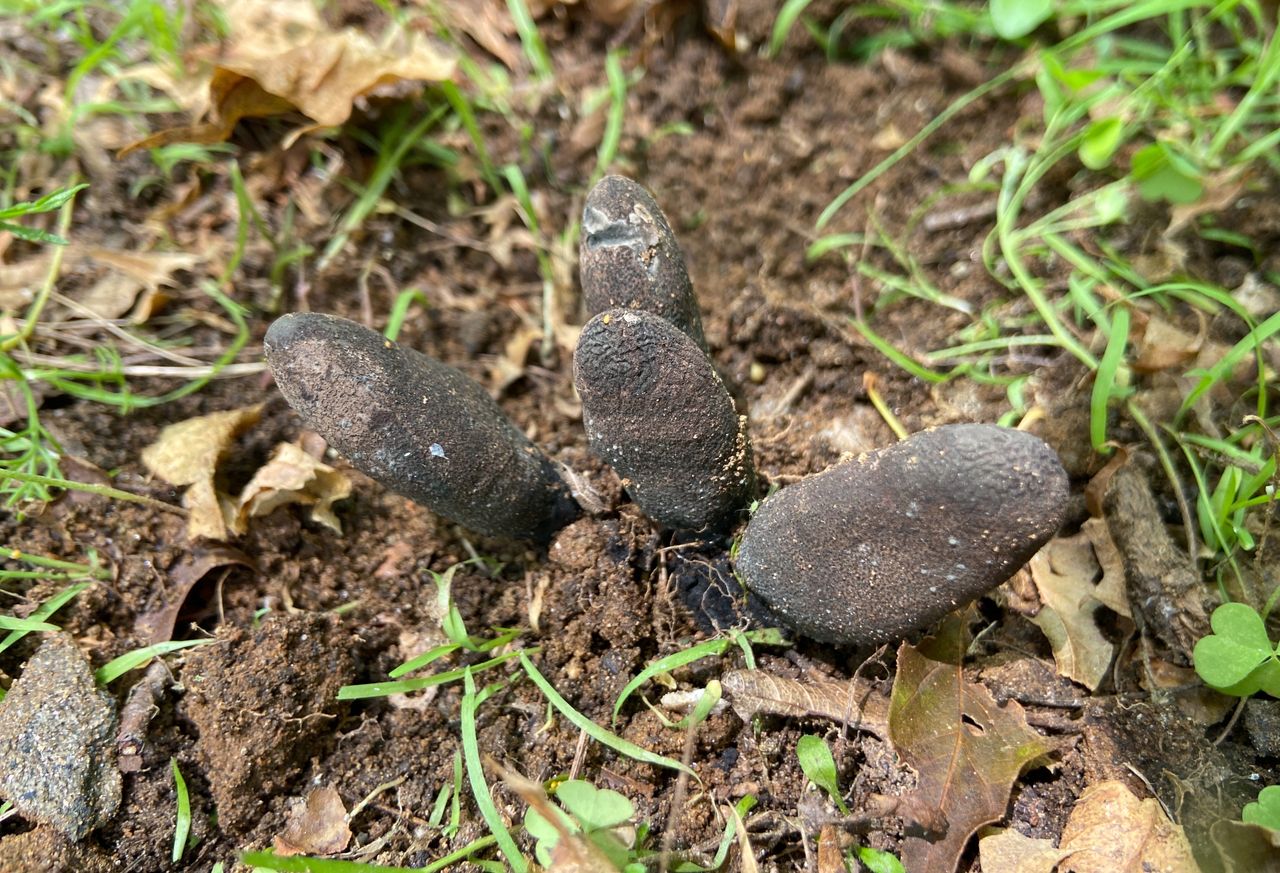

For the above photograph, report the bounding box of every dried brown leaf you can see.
[439,0,520,69]
[888,643,1059,873]
[141,404,263,540]
[1028,532,1115,691]
[1059,781,1199,873]
[134,545,255,644]
[273,785,352,857]
[122,0,454,154]
[979,827,1072,873]
[1080,518,1130,618]
[720,669,889,738]
[234,440,352,534]
[1132,314,1205,374]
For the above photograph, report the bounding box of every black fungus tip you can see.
[574,309,755,531]
[580,175,707,351]
[735,424,1070,646]
[265,313,578,541]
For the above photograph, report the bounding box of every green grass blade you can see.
[506,0,553,80]
[1090,306,1130,453]
[591,51,627,185]
[338,649,527,700]
[0,616,58,632]
[171,758,191,863]
[850,320,950,383]
[1181,310,1280,417]
[461,668,527,872]
[241,852,426,872]
[769,0,817,58]
[612,638,735,724]
[520,651,694,776]
[0,581,91,654]
[96,639,216,685]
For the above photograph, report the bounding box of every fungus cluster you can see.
[265,175,1070,647]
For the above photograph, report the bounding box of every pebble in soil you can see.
[0,633,121,840]
[579,175,708,350]
[265,312,579,542]
[735,424,1070,646]
[574,308,755,532]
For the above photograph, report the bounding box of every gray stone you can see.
[0,634,121,840]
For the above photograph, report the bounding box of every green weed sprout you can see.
[524,780,643,872]
[795,735,905,873]
[1244,785,1280,831]
[1193,603,1280,697]
[797,734,849,814]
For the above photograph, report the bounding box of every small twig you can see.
[117,660,171,772]
[1212,697,1248,747]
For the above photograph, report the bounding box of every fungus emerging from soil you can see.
[580,174,708,350]
[264,176,1070,651]
[264,312,578,541]
[735,424,1070,647]
[574,308,754,531]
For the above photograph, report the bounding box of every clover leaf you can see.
[1244,785,1280,832]
[1193,603,1280,698]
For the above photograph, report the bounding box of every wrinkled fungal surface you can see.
[265,313,578,541]
[574,309,755,531]
[736,424,1069,646]
[580,175,707,350]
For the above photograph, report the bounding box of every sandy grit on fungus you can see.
[579,174,708,351]
[264,312,579,542]
[574,308,755,532]
[735,424,1070,647]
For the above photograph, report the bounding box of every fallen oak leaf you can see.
[888,642,1059,873]
[1027,532,1116,692]
[1059,780,1199,873]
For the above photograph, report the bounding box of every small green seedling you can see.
[1193,603,1280,698]
[796,736,906,872]
[524,780,642,871]
[797,734,849,814]
[1243,785,1280,831]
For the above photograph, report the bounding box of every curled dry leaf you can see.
[141,404,263,541]
[121,0,455,154]
[1027,531,1120,692]
[888,643,1059,873]
[234,440,352,535]
[134,545,255,644]
[1059,780,1198,873]
[720,669,889,738]
[273,785,352,857]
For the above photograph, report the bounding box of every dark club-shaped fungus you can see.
[265,313,579,541]
[735,424,1069,646]
[574,309,754,531]
[580,175,707,350]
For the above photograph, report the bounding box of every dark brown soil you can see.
[2,3,1279,872]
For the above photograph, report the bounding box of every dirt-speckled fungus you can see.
[265,313,579,541]
[580,175,708,351]
[574,308,755,531]
[735,424,1069,646]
